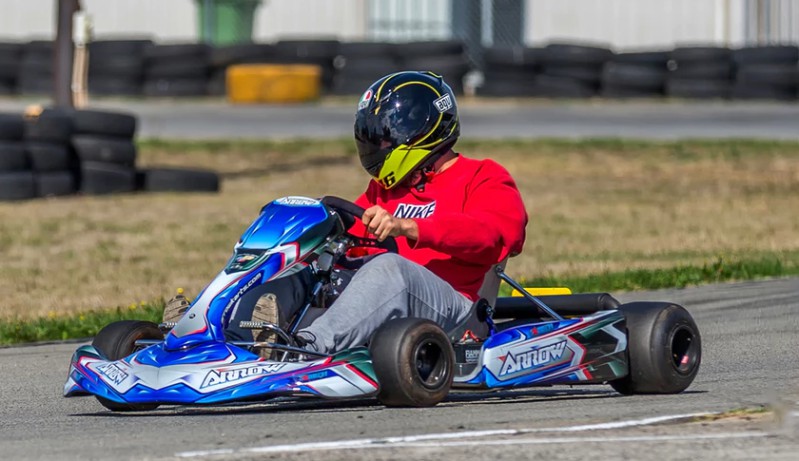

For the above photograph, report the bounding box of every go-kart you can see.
[64,195,702,411]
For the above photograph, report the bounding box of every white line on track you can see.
[176,412,730,458]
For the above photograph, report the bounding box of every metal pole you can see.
[54,0,81,108]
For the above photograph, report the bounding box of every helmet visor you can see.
[355,88,438,177]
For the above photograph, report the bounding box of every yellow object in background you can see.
[226,64,321,104]
[511,287,572,297]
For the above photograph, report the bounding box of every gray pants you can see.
[297,253,473,353]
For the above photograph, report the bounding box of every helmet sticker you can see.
[358,89,373,110]
[433,93,453,113]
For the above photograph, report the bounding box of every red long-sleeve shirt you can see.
[352,154,528,301]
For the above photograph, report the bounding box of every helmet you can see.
[354,71,460,189]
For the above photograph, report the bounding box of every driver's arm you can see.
[409,160,527,265]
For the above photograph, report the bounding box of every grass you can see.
[0,138,798,343]
[2,254,797,345]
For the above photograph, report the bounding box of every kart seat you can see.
[446,259,507,342]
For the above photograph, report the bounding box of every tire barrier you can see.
[0,108,220,201]
[1,38,797,100]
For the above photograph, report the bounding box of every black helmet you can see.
[354,71,460,189]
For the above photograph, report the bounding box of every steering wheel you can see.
[321,196,399,254]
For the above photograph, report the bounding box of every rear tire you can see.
[369,318,454,407]
[92,320,163,411]
[611,302,701,394]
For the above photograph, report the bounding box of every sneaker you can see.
[163,288,191,324]
[251,293,281,359]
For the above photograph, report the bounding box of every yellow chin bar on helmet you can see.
[375,144,433,189]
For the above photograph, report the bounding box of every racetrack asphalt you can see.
[0,277,797,460]
[1,98,799,140]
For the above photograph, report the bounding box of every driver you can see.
[213,71,528,353]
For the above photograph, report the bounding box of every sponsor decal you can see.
[433,93,453,113]
[223,272,263,313]
[96,362,129,385]
[394,201,436,219]
[275,196,319,206]
[464,348,481,363]
[201,363,287,389]
[358,89,373,110]
[499,340,567,376]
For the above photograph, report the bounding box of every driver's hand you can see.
[362,205,418,242]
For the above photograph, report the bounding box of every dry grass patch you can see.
[1,139,798,320]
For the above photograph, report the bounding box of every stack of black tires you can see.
[666,46,733,99]
[17,41,54,95]
[477,46,541,96]
[333,40,471,95]
[0,108,220,201]
[144,44,211,97]
[601,51,670,98]
[0,43,23,95]
[732,45,799,101]
[537,43,614,97]
[89,40,153,96]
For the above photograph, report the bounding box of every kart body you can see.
[64,196,696,409]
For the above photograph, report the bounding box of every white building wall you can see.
[524,0,748,50]
[1,0,795,48]
[0,0,368,43]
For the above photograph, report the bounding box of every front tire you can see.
[369,318,454,407]
[92,320,163,411]
[611,302,701,394]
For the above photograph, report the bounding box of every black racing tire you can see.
[210,43,276,68]
[394,40,464,59]
[666,78,731,99]
[338,42,395,58]
[611,302,701,395]
[735,64,799,88]
[0,113,25,141]
[370,318,454,407]
[26,142,71,171]
[72,110,138,138]
[15,76,53,95]
[483,46,543,71]
[0,57,19,81]
[602,62,666,90]
[670,62,733,80]
[534,75,597,98]
[542,64,603,85]
[88,78,143,96]
[671,46,731,63]
[24,108,73,143]
[0,171,36,200]
[0,81,15,95]
[611,51,670,67]
[0,42,23,60]
[477,74,538,98]
[275,39,341,59]
[543,43,614,66]
[144,43,210,62]
[140,167,220,193]
[731,84,797,101]
[89,56,145,78]
[92,320,163,411]
[80,161,137,195]
[732,45,799,66]
[89,39,153,58]
[0,141,28,171]
[146,61,210,80]
[36,171,75,197]
[72,135,137,166]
